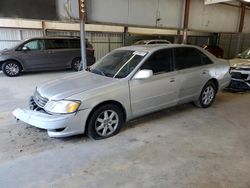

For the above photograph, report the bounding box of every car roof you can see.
[117,44,203,53]
[145,39,170,42]
[29,36,80,39]
[23,36,80,41]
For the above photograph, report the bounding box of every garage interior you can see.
[0,0,250,188]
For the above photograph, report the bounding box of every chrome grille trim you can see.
[33,90,49,108]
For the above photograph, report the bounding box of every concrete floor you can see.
[0,70,250,188]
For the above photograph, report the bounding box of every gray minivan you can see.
[0,37,95,77]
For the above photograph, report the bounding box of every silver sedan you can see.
[13,44,231,139]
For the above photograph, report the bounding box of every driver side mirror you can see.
[133,69,153,80]
[22,46,29,51]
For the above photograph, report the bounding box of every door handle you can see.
[170,78,175,82]
[202,70,208,74]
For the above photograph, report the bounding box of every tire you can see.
[71,57,82,71]
[194,81,216,108]
[2,61,22,77]
[87,104,124,140]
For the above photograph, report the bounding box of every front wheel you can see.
[71,57,82,71]
[194,82,216,108]
[87,104,124,140]
[2,61,22,77]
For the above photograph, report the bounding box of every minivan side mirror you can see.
[133,69,153,80]
[22,46,29,51]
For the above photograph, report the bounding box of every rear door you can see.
[45,39,80,69]
[16,39,50,70]
[173,47,213,103]
[129,49,181,117]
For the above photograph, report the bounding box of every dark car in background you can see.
[202,45,224,58]
[0,37,95,77]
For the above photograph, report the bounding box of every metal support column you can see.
[182,0,190,44]
[235,3,246,55]
[78,0,87,70]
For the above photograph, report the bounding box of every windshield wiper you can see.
[91,69,106,76]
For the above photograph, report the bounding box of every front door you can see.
[129,49,180,117]
[17,39,50,71]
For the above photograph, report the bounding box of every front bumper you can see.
[229,69,250,90]
[13,108,92,138]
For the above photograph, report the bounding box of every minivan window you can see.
[174,47,208,70]
[45,39,69,50]
[23,40,45,51]
[141,49,172,75]
[68,39,80,48]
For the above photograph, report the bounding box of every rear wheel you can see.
[2,61,22,77]
[87,104,124,140]
[71,57,82,71]
[194,81,216,108]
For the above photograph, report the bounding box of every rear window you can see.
[68,39,80,48]
[68,39,93,49]
[174,47,212,70]
[45,39,69,49]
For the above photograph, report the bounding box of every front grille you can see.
[33,90,48,108]
[231,72,249,80]
[230,80,250,90]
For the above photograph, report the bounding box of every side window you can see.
[174,47,204,70]
[200,52,213,65]
[69,39,80,48]
[148,41,156,44]
[141,49,172,75]
[23,40,45,51]
[45,39,69,50]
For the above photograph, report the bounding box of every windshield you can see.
[238,48,250,59]
[90,50,147,79]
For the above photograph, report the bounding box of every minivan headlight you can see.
[45,100,81,114]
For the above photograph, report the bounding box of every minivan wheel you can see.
[2,61,21,77]
[194,82,216,108]
[71,57,82,71]
[87,104,124,140]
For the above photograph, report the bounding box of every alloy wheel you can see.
[95,110,119,137]
[202,86,215,105]
[5,63,20,76]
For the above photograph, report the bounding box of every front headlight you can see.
[44,100,81,114]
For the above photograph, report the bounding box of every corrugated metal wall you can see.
[219,34,250,59]
[46,30,124,60]
[0,28,43,50]
[0,28,123,60]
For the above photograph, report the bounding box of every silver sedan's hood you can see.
[37,71,118,100]
[229,58,250,68]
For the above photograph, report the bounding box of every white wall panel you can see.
[156,0,184,28]
[21,30,43,40]
[0,28,20,40]
[0,28,21,50]
[86,0,129,25]
[243,9,250,33]
[86,0,183,28]
[189,0,240,32]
